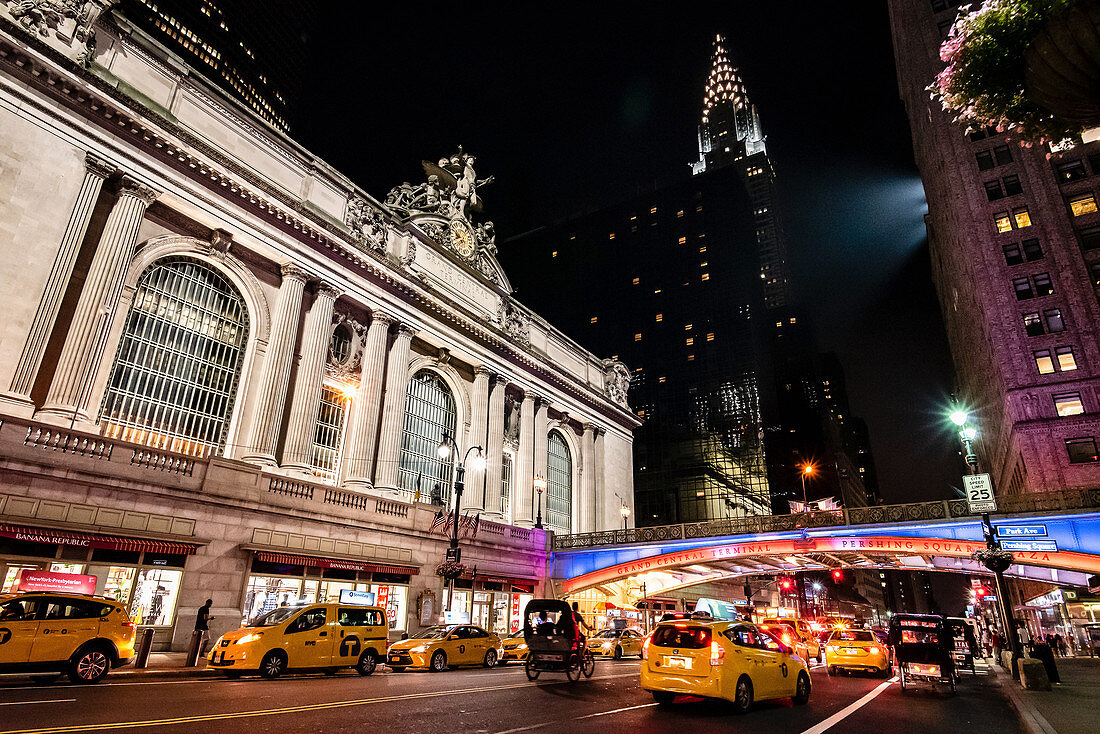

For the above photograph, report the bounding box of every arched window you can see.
[399,370,456,504]
[546,430,572,533]
[100,256,249,457]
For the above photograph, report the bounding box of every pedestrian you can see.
[1055,633,1067,657]
[195,598,214,655]
[992,630,1003,664]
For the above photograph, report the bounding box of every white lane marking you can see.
[575,702,659,719]
[798,677,896,734]
[493,700,658,733]
[0,699,76,707]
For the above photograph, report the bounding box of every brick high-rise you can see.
[889,0,1100,495]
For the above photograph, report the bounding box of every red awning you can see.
[254,551,418,576]
[0,523,198,555]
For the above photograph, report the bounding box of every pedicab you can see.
[522,598,595,682]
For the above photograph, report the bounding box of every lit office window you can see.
[994,212,1012,233]
[1070,194,1099,217]
[1066,437,1099,464]
[1013,208,1032,228]
[1056,346,1078,371]
[398,371,457,504]
[1034,350,1055,375]
[1054,392,1084,417]
[101,257,248,457]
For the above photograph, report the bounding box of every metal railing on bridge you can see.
[552,488,1100,550]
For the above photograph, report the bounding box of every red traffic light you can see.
[832,569,844,581]
[779,578,793,590]
[975,586,987,598]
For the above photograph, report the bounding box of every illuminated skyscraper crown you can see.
[694,34,766,174]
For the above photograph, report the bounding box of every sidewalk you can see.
[112,652,216,680]
[992,656,1100,734]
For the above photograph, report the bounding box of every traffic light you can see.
[832,569,844,582]
[975,586,989,600]
[779,577,794,592]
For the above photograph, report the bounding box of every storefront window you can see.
[371,584,408,631]
[492,593,511,635]
[244,576,303,620]
[86,565,135,604]
[319,581,354,604]
[442,589,470,624]
[129,568,182,626]
[50,563,85,574]
[1,564,40,594]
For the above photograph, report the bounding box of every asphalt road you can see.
[0,659,1025,733]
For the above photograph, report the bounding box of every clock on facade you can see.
[449,219,475,259]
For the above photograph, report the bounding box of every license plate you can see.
[214,651,223,663]
[536,654,562,662]
[390,656,401,662]
[844,648,858,654]
[663,655,692,670]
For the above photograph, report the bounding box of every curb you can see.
[987,659,1057,734]
[111,666,217,681]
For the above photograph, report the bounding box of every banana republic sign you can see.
[562,534,1100,594]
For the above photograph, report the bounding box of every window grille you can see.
[398,371,456,505]
[100,257,248,457]
[309,384,348,483]
[501,452,513,522]
[546,431,572,533]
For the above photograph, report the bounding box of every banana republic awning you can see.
[253,550,418,576]
[0,523,199,555]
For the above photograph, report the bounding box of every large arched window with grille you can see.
[100,256,249,457]
[399,370,457,504]
[546,430,572,533]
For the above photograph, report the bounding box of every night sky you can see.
[292,3,963,507]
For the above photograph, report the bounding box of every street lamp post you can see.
[800,462,816,505]
[437,432,484,612]
[533,476,547,529]
[620,503,631,530]
[949,409,1022,662]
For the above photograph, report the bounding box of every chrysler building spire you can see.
[693,35,766,175]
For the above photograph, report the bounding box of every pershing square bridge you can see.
[549,489,1100,602]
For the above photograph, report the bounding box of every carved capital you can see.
[370,309,398,329]
[395,323,418,340]
[474,365,492,378]
[315,281,343,302]
[280,262,310,283]
[117,176,160,206]
[492,373,511,390]
[582,422,598,435]
[84,152,115,179]
[522,389,543,404]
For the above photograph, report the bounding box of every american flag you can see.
[429,510,446,534]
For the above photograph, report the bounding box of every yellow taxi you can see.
[641,618,811,714]
[500,630,529,663]
[208,603,388,678]
[587,628,645,659]
[763,618,822,662]
[0,592,135,684]
[386,624,501,672]
[825,628,891,677]
[758,623,810,662]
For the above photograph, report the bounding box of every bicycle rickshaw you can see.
[888,613,956,695]
[946,617,979,678]
[522,599,595,682]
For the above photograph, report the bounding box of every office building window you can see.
[1054,392,1085,417]
[1022,238,1043,261]
[976,150,995,171]
[634,333,642,342]
[1014,207,1032,228]
[993,144,1013,165]
[1056,346,1078,371]
[686,337,694,346]
[1034,350,1055,374]
[100,257,248,458]
[1066,437,1099,463]
[632,277,640,285]
[706,333,715,341]
[1023,312,1044,336]
[1003,174,1023,196]
[1003,243,1023,265]
[1091,262,1100,286]
[687,354,695,361]
[1056,160,1087,182]
[1070,194,1098,217]
[985,180,1004,201]
[589,316,598,324]
[655,314,663,322]
[1013,276,1034,300]
[995,212,1013,233]
[1080,226,1100,251]
[1033,273,1054,297]
[701,273,710,281]
[1044,308,1065,332]
[678,236,687,245]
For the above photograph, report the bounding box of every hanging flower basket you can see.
[972,546,1015,573]
[930,0,1099,144]
[435,560,467,581]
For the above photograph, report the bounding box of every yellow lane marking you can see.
[1,673,637,734]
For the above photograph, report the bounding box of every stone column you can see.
[594,428,607,530]
[533,398,550,523]
[581,422,597,533]
[5,153,115,413]
[280,282,341,473]
[37,176,159,426]
[482,373,507,518]
[513,389,537,526]
[373,323,417,494]
[240,263,309,466]
[463,366,491,511]
[341,310,396,490]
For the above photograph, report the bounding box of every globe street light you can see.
[620,503,631,530]
[437,432,483,611]
[533,476,547,529]
[800,462,816,505]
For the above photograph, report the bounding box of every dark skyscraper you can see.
[119,0,314,132]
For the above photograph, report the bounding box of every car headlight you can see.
[409,645,430,654]
[236,633,263,645]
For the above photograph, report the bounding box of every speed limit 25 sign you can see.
[963,473,997,514]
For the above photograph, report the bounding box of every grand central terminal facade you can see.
[0,4,638,649]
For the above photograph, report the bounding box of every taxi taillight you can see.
[870,646,880,655]
[642,638,650,660]
[710,640,724,667]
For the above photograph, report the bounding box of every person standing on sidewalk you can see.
[195,599,214,656]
